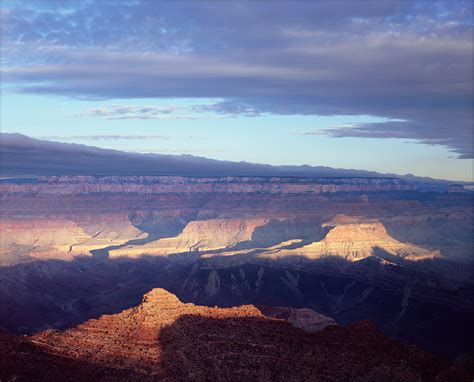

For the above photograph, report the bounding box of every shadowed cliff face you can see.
[0,176,473,358]
[0,330,147,382]
[2,288,470,382]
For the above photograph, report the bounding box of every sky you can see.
[1,1,473,181]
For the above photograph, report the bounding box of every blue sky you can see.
[1,1,473,181]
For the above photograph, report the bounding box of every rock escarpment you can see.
[0,215,146,265]
[196,215,441,269]
[110,218,268,259]
[0,175,416,194]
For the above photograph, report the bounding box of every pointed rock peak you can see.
[141,288,183,306]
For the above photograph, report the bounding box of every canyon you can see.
[0,175,473,367]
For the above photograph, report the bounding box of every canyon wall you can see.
[0,175,417,194]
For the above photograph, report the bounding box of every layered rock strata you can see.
[0,175,416,194]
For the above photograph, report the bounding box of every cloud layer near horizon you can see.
[1,132,459,183]
[2,1,473,158]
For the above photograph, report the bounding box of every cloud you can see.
[2,1,473,157]
[192,101,261,117]
[132,148,225,154]
[76,103,252,120]
[302,119,473,159]
[2,133,462,183]
[83,105,180,118]
[39,135,171,141]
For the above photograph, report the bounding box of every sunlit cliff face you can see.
[109,216,440,265]
[0,215,147,264]
[0,202,447,267]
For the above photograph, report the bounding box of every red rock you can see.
[0,288,464,381]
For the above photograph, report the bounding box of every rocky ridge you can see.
[1,288,469,381]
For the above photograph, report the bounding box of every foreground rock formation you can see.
[2,288,472,381]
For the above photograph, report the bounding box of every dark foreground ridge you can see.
[1,288,473,381]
